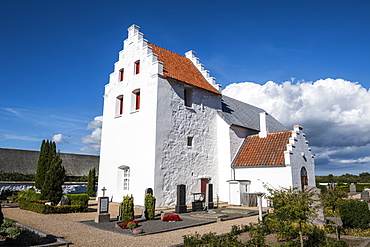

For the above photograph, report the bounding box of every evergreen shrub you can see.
[340,199,370,229]
[0,204,3,226]
[144,193,156,220]
[121,195,134,223]
[66,193,89,212]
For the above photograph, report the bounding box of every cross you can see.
[102,187,107,197]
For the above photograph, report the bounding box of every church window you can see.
[184,87,193,107]
[123,168,130,190]
[135,60,140,74]
[131,89,140,112]
[116,95,124,116]
[187,136,193,146]
[119,68,124,81]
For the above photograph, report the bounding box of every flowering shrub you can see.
[122,220,139,229]
[162,214,181,222]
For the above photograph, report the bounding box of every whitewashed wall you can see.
[98,25,162,205]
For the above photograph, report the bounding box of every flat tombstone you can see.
[175,184,187,213]
[350,183,356,193]
[361,191,369,201]
[95,197,110,223]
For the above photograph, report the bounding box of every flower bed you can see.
[162,214,181,222]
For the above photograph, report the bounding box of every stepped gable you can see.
[148,43,221,95]
[232,130,292,167]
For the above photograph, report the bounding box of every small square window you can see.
[187,136,193,146]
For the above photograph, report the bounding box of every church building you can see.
[97,25,316,207]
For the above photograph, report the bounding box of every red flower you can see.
[162,214,181,222]
[122,220,139,229]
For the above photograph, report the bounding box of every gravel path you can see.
[2,202,259,247]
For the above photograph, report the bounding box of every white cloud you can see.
[52,133,68,144]
[223,78,370,175]
[80,116,102,153]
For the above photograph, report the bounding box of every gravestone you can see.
[349,183,356,194]
[175,184,187,213]
[361,191,369,201]
[206,183,214,209]
[95,187,111,223]
[57,195,69,206]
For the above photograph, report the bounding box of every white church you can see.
[97,24,316,207]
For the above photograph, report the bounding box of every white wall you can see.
[97,25,161,205]
[154,78,221,206]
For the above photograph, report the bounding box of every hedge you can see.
[19,193,89,214]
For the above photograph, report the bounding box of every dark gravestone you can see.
[175,184,187,213]
[361,191,369,201]
[206,184,214,209]
[145,188,153,195]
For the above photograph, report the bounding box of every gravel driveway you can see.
[2,202,259,247]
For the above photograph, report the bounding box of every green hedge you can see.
[18,193,89,214]
[19,200,87,214]
[66,194,89,212]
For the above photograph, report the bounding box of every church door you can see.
[301,167,308,190]
[200,178,209,202]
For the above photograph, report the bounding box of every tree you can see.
[340,199,370,229]
[0,204,3,226]
[266,187,317,247]
[35,140,57,189]
[86,167,96,197]
[320,186,348,240]
[41,153,65,206]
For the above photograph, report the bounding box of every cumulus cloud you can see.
[80,116,102,153]
[52,133,68,144]
[223,78,370,175]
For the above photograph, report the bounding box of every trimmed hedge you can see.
[19,193,89,214]
[66,194,89,212]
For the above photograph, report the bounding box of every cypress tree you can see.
[87,167,96,197]
[35,140,48,189]
[41,152,65,206]
[0,204,3,226]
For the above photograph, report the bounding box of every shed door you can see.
[229,182,241,205]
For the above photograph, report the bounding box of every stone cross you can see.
[102,187,107,197]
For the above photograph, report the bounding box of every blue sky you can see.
[1,0,369,175]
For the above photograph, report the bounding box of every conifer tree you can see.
[35,140,48,189]
[87,167,96,197]
[35,140,58,189]
[41,152,65,206]
[0,204,3,226]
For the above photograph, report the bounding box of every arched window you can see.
[119,68,124,81]
[301,167,308,190]
[131,89,140,112]
[134,60,140,74]
[116,95,124,116]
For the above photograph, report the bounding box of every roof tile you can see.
[233,130,292,167]
[149,43,220,95]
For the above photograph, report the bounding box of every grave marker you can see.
[95,187,111,223]
[175,184,187,213]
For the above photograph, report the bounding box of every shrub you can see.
[340,199,370,229]
[144,193,156,220]
[16,189,46,202]
[86,167,97,197]
[0,204,3,226]
[121,195,134,223]
[122,220,139,229]
[66,193,89,212]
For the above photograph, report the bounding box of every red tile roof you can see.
[232,130,292,167]
[149,43,221,95]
